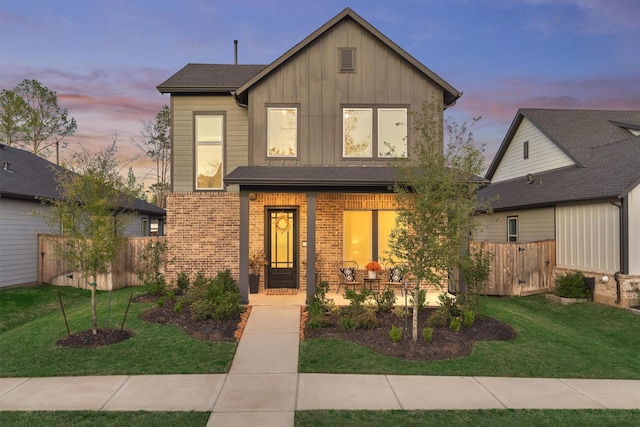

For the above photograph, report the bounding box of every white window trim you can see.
[507,216,518,242]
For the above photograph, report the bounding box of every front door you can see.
[267,209,297,289]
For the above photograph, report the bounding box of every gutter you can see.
[610,197,629,304]
[444,91,462,110]
[232,92,248,108]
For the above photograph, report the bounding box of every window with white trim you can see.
[507,216,518,242]
[343,107,407,158]
[195,114,224,190]
[268,107,297,157]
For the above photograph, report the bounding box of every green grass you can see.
[0,411,209,427]
[0,285,236,377]
[295,409,640,427]
[299,295,640,378]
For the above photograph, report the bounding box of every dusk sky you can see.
[1,0,639,183]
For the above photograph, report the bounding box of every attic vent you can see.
[338,47,356,73]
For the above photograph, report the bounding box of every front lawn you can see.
[299,295,640,378]
[0,285,236,377]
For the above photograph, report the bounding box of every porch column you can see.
[239,190,249,304]
[306,192,317,303]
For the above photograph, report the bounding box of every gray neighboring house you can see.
[0,144,166,289]
[476,109,640,306]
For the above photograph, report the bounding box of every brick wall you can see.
[166,192,240,284]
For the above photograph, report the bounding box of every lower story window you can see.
[344,210,399,267]
[507,216,518,242]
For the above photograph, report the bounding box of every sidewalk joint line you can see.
[471,377,507,409]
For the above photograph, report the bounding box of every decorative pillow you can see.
[389,268,403,283]
[340,267,356,282]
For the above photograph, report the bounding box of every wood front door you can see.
[267,209,297,289]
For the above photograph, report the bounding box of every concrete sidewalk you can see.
[1,305,639,426]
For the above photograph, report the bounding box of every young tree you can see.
[0,79,77,163]
[388,102,488,341]
[135,105,171,207]
[43,140,136,335]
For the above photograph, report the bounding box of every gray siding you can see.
[171,95,248,192]
[475,207,555,243]
[492,118,574,183]
[248,19,444,166]
[0,199,59,288]
[556,201,619,272]
[629,184,640,274]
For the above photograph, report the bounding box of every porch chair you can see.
[382,262,407,295]
[335,260,363,293]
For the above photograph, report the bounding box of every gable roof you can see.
[0,144,165,216]
[234,8,461,106]
[157,64,266,94]
[480,109,640,210]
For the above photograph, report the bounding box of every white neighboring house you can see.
[0,144,166,289]
[476,109,640,307]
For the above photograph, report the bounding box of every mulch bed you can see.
[56,329,134,348]
[303,307,516,361]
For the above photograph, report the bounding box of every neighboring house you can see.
[476,109,640,306]
[0,143,166,288]
[157,8,461,303]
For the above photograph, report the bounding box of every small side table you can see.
[363,277,381,293]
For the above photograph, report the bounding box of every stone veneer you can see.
[552,266,640,307]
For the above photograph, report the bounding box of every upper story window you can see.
[343,107,407,158]
[268,107,297,157]
[523,140,529,159]
[195,114,224,190]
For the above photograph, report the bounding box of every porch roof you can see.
[225,166,397,189]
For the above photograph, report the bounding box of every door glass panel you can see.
[270,211,294,268]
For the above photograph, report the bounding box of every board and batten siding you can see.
[492,118,575,183]
[248,19,444,167]
[628,184,640,274]
[556,201,620,272]
[0,199,59,288]
[171,95,249,192]
[475,208,555,243]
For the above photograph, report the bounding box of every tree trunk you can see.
[412,280,420,341]
[91,276,97,335]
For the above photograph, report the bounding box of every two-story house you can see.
[157,8,461,303]
[476,109,640,306]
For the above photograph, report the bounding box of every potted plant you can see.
[365,260,382,279]
[249,250,267,294]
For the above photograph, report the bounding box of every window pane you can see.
[507,217,518,242]
[378,210,399,263]
[344,211,372,267]
[378,109,407,157]
[343,108,372,157]
[196,144,223,189]
[268,108,297,157]
[196,116,222,142]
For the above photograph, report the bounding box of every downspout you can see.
[233,92,248,108]
[610,197,627,304]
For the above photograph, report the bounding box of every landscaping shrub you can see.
[389,325,402,343]
[340,288,378,330]
[176,271,190,293]
[450,316,462,332]
[180,270,241,321]
[307,281,334,329]
[427,292,456,327]
[554,271,589,299]
[422,326,434,343]
[463,309,476,328]
[138,240,171,296]
[392,305,408,319]
[459,245,493,315]
[374,288,397,311]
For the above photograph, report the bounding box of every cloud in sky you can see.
[1,0,638,183]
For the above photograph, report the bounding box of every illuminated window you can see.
[343,107,407,158]
[268,108,297,157]
[344,210,399,267]
[195,115,223,190]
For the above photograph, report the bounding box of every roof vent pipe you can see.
[234,40,238,65]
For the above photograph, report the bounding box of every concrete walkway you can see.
[1,303,639,426]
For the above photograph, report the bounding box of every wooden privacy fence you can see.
[466,240,556,296]
[38,234,167,291]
